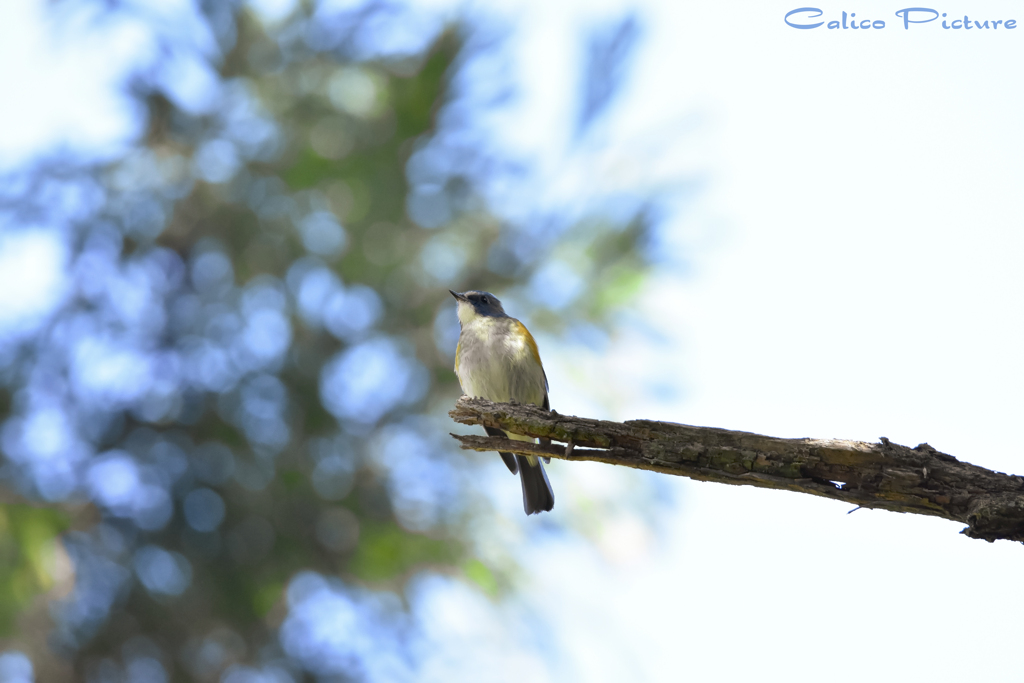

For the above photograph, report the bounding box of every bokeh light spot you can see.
[322,284,382,341]
[319,337,428,425]
[0,230,68,338]
[134,545,193,596]
[311,455,355,501]
[328,68,383,118]
[0,651,33,683]
[298,211,347,258]
[193,139,240,183]
[183,488,226,532]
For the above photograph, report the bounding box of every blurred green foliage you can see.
[349,521,458,583]
[0,506,69,636]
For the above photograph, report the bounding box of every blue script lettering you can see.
[787,8,885,29]
[940,12,1015,29]
[787,8,1011,32]
[895,7,939,29]
[785,7,825,29]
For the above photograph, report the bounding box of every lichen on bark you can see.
[450,397,1024,544]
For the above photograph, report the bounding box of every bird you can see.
[450,289,555,515]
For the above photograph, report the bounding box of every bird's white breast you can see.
[456,318,546,407]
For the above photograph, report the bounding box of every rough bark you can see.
[449,397,1024,544]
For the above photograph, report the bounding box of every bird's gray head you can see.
[450,290,507,324]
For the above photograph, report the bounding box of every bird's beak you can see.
[449,290,467,302]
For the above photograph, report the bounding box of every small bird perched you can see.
[450,289,554,515]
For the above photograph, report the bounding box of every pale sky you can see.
[529,2,1024,681]
[3,0,1024,681]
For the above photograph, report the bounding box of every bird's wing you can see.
[512,320,543,368]
[485,426,519,474]
[526,327,550,463]
[540,393,551,464]
[511,318,548,397]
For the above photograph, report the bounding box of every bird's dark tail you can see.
[517,455,554,515]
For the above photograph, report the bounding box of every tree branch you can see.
[449,397,1024,544]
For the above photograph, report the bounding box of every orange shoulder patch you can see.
[513,319,542,367]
